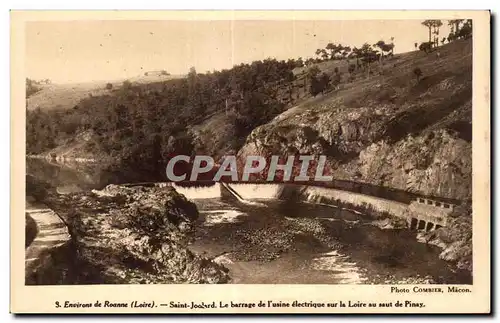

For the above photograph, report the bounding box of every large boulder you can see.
[47,185,230,284]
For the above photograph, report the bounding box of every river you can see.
[26,158,471,284]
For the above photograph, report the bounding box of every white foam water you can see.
[202,209,246,226]
[312,250,367,284]
[172,183,222,199]
[213,253,234,266]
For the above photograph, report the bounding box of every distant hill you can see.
[26,74,184,111]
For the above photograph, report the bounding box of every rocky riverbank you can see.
[419,202,472,273]
[40,183,230,284]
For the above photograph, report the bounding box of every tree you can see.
[320,49,329,61]
[331,70,341,90]
[421,20,435,45]
[325,43,338,60]
[342,46,352,61]
[441,37,446,45]
[26,78,41,98]
[320,73,331,93]
[122,80,132,90]
[432,20,443,47]
[296,57,304,67]
[448,19,463,37]
[359,43,379,77]
[414,42,418,50]
[421,20,442,47]
[374,40,387,59]
[315,48,326,60]
[413,67,423,83]
[307,66,323,96]
[325,43,349,60]
[106,83,113,90]
[348,64,356,74]
[458,20,472,39]
[351,47,363,68]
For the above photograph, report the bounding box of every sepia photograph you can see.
[11,10,490,314]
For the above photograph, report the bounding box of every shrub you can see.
[413,67,423,82]
[26,78,41,98]
[122,80,132,90]
[419,42,432,53]
[105,83,113,90]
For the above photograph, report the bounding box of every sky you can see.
[26,20,452,84]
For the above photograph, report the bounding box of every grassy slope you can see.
[238,38,472,200]
[268,39,471,128]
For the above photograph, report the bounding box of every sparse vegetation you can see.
[122,80,132,90]
[419,42,433,53]
[413,67,423,82]
[26,78,42,98]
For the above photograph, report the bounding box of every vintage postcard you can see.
[11,10,490,314]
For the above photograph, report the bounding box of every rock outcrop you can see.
[45,184,230,284]
[238,49,472,201]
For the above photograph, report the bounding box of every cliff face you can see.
[355,130,471,200]
[239,39,472,200]
[45,184,230,284]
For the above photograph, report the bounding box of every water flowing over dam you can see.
[164,182,453,232]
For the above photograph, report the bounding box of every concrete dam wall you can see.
[162,182,453,231]
[225,183,409,218]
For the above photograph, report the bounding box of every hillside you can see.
[26,38,472,201]
[238,39,472,200]
[26,74,183,111]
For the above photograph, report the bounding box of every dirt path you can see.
[25,197,71,274]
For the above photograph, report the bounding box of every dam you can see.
[162,182,454,232]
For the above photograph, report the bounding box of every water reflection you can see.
[26,158,162,192]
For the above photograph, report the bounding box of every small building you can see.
[408,197,456,231]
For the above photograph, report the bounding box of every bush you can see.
[413,67,423,82]
[26,78,41,98]
[105,83,113,90]
[122,80,132,90]
[419,42,432,53]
